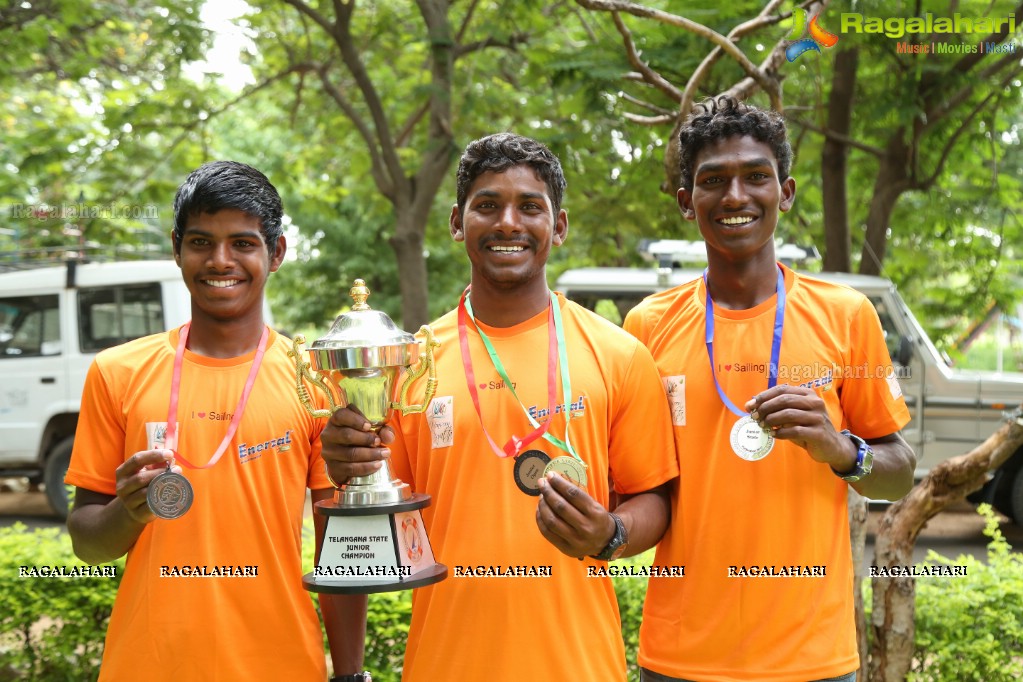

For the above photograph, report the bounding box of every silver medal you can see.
[730,415,774,461]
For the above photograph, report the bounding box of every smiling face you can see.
[173,208,285,327]
[450,164,568,306]
[677,135,795,265]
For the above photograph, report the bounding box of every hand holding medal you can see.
[112,449,187,524]
[704,265,786,462]
[535,471,612,559]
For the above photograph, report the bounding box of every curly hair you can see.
[455,133,567,216]
[677,96,792,192]
[172,161,284,255]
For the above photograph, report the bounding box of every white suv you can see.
[556,247,1023,523]
[0,260,190,517]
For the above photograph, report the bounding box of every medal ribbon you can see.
[466,292,579,459]
[164,322,270,469]
[458,287,565,459]
[704,264,786,417]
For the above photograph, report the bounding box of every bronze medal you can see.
[513,450,551,496]
[147,467,194,519]
[543,456,588,487]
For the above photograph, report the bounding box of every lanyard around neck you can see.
[164,322,269,469]
[457,288,577,459]
[703,265,786,417]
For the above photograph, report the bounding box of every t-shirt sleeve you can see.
[622,305,649,343]
[65,358,124,496]
[306,418,330,490]
[607,340,679,494]
[840,297,911,439]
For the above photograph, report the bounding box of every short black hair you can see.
[678,96,792,192]
[172,161,283,254]
[455,133,567,216]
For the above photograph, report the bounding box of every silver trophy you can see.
[290,279,447,593]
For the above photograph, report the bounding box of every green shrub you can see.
[0,523,123,681]
[906,504,1023,681]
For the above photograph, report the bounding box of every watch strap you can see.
[591,512,627,561]
[833,430,873,482]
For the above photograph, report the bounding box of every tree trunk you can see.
[848,487,869,680]
[821,48,857,273]
[859,136,910,276]
[869,405,1023,681]
[390,212,431,330]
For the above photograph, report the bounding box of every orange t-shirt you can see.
[625,266,910,682]
[388,294,678,682]
[66,327,330,681]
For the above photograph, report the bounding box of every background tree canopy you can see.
[1,0,1020,359]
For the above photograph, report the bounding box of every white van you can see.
[0,260,191,517]
[556,242,1023,523]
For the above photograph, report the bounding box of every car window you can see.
[0,295,61,358]
[868,295,906,365]
[78,283,164,353]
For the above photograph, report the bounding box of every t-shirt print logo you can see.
[428,396,454,449]
[664,376,686,427]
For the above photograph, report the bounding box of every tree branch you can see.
[789,117,886,157]
[314,65,396,200]
[575,0,777,95]
[610,11,682,102]
[914,68,1020,190]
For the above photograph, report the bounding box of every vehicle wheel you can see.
[44,437,75,520]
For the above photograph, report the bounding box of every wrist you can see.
[831,430,874,482]
[829,432,859,474]
[591,512,629,561]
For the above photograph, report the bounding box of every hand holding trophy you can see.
[289,279,447,593]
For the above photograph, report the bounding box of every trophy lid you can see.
[308,279,419,370]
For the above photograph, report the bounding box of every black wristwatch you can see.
[591,512,629,561]
[331,672,372,682]
[832,430,874,482]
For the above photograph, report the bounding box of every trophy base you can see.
[306,492,448,595]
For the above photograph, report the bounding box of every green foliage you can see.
[0,523,124,681]
[908,504,1023,681]
[612,551,654,681]
[863,504,1023,682]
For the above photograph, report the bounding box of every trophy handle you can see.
[289,335,338,418]
[394,325,440,416]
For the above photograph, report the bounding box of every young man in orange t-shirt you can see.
[624,97,916,682]
[320,133,679,680]
[66,161,366,681]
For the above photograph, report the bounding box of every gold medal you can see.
[513,450,551,496]
[543,456,588,487]
[730,415,774,461]
[147,466,194,519]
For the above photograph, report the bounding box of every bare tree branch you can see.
[620,91,674,115]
